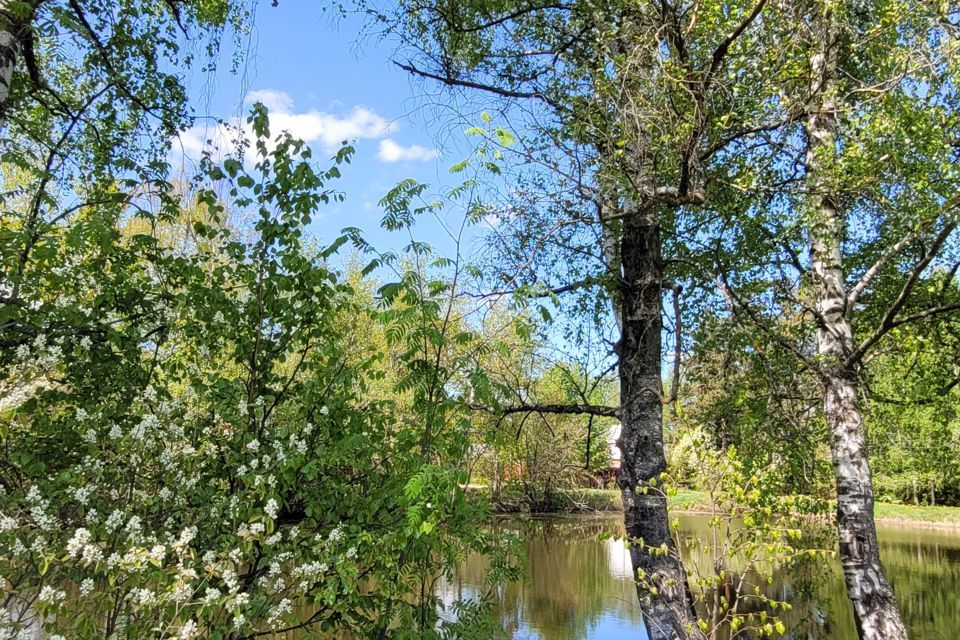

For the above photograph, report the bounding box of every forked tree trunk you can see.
[618,210,703,640]
[804,10,909,639]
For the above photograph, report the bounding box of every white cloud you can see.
[377,138,439,163]
[247,90,396,152]
[245,89,295,113]
[170,119,244,169]
[171,90,436,167]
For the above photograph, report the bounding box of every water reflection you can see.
[437,514,960,640]
[438,517,644,639]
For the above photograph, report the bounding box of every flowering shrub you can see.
[0,106,516,639]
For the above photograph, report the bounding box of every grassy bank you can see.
[482,487,960,528]
[873,501,960,528]
[667,490,960,527]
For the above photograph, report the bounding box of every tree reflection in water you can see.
[435,515,960,640]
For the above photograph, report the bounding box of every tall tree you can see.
[802,4,909,635]
[0,0,248,124]
[0,0,41,116]
[371,1,797,637]
[697,1,960,636]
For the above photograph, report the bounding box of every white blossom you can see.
[67,528,92,558]
[105,509,125,531]
[178,620,199,639]
[0,515,16,532]
[267,598,293,626]
[130,587,157,606]
[79,578,95,596]
[265,498,279,520]
[203,587,221,605]
[38,586,66,604]
[174,526,197,548]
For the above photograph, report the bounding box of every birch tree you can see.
[371,1,801,637]
[699,1,960,637]
[802,3,957,636]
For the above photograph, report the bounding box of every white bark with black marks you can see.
[0,1,20,114]
[805,10,908,639]
[0,0,40,120]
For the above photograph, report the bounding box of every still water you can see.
[437,514,960,639]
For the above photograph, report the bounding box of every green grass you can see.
[668,489,960,526]
[479,486,960,526]
[873,501,960,525]
[668,489,710,510]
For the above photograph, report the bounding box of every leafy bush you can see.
[0,107,518,639]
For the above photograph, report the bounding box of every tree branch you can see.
[467,275,614,299]
[847,225,926,308]
[847,222,958,368]
[474,403,620,418]
[667,284,682,409]
[394,60,556,105]
[865,372,960,406]
[706,0,768,82]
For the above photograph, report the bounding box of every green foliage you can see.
[866,315,960,506]
[667,446,830,639]
[668,316,833,498]
[0,108,520,639]
[465,310,618,512]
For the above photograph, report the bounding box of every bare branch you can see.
[847,222,958,367]
[847,226,925,308]
[394,60,558,106]
[466,275,614,299]
[473,403,620,418]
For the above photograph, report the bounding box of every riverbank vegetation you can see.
[484,487,960,527]
[1,1,959,639]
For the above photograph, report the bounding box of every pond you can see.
[436,513,960,639]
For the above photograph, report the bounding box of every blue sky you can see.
[171,3,480,259]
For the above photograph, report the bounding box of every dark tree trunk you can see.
[618,209,703,640]
[585,415,593,470]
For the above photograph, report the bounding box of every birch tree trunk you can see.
[0,0,23,115]
[0,0,42,120]
[804,10,909,639]
[618,208,704,640]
